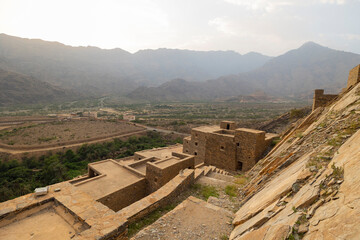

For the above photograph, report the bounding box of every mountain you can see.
[131,49,272,84]
[0,68,73,106]
[127,76,259,102]
[0,34,271,96]
[128,42,360,101]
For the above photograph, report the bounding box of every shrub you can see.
[225,185,238,197]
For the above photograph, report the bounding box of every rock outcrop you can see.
[230,77,360,239]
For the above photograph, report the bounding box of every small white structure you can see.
[123,114,136,121]
[35,186,49,196]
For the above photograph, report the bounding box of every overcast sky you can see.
[0,0,359,56]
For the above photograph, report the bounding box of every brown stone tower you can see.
[347,64,360,90]
[312,89,338,111]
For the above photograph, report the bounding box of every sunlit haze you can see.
[0,0,360,55]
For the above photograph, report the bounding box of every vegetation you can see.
[0,131,177,202]
[233,174,248,186]
[331,164,344,180]
[191,184,219,200]
[220,234,229,240]
[128,203,176,237]
[225,185,238,197]
[290,108,306,119]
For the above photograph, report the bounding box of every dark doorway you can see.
[226,124,230,130]
[237,161,243,171]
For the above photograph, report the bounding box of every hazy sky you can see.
[0,0,359,56]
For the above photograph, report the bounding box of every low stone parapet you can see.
[116,169,194,223]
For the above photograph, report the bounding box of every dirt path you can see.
[132,196,234,240]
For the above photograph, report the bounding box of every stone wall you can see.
[204,133,237,171]
[235,128,267,171]
[117,169,195,223]
[182,136,193,155]
[183,129,207,165]
[146,154,194,192]
[220,121,237,130]
[312,89,338,111]
[97,179,147,212]
[347,64,360,90]
[183,120,277,172]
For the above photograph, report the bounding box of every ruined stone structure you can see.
[313,65,360,111]
[183,121,277,172]
[72,146,194,212]
[312,89,338,111]
[0,145,194,240]
[347,64,360,90]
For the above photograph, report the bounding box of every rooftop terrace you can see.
[73,160,143,200]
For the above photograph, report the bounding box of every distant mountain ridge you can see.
[0,34,271,96]
[0,68,73,106]
[2,34,360,105]
[128,42,360,102]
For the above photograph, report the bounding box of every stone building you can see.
[0,145,194,240]
[312,64,360,111]
[347,64,360,90]
[73,145,194,212]
[183,121,278,172]
[312,89,338,111]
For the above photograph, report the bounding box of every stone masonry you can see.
[312,89,338,111]
[183,121,278,172]
[347,64,360,90]
[313,65,360,111]
[0,146,195,240]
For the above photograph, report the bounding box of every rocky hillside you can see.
[0,68,74,106]
[229,73,360,239]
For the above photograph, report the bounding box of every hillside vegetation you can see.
[0,68,72,106]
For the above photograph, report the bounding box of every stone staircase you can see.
[194,164,235,187]
[195,164,231,176]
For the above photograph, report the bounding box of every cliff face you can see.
[230,81,360,239]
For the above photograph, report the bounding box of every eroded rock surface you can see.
[230,83,360,240]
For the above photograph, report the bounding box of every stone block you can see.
[35,186,49,196]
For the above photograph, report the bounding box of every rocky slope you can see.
[0,68,74,106]
[229,76,360,239]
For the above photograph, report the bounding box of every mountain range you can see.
[1,33,360,104]
[128,42,360,102]
[0,34,270,95]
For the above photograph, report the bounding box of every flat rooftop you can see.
[0,181,127,240]
[0,201,88,240]
[236,128,264,134]
[136,144,183,159]
[132,163,147,174]
[192,125,220,133]
[75,160,143,200]
[155,157,181,168]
